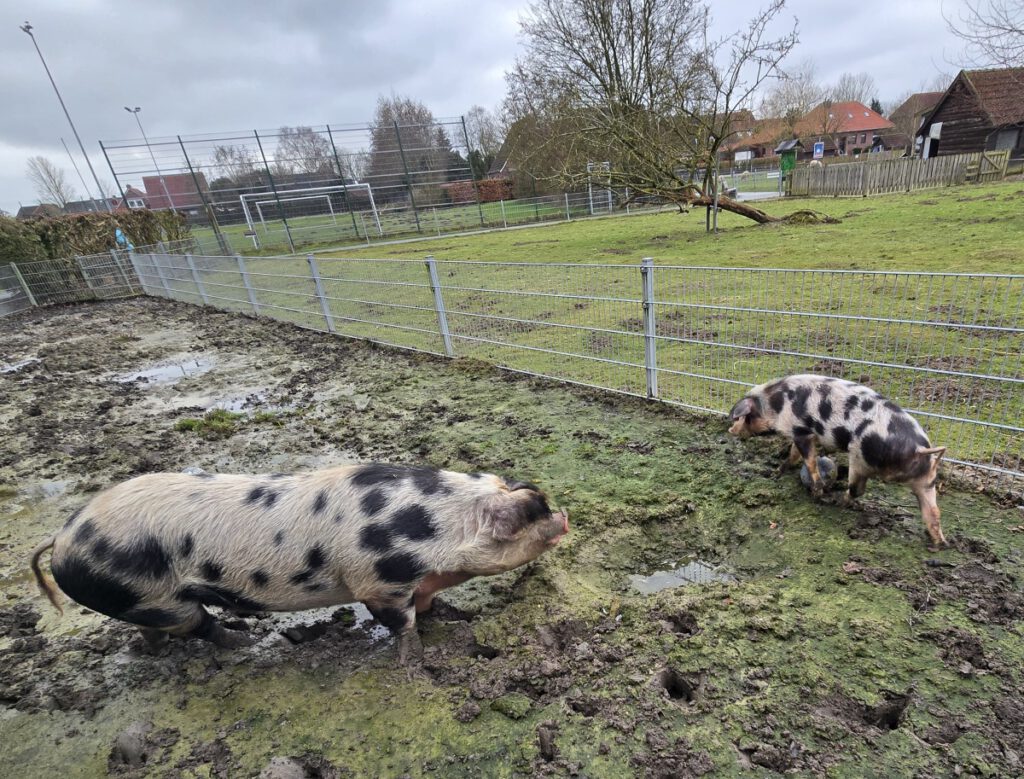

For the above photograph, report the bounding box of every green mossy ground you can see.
[0,295,1021,776]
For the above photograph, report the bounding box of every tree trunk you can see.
[690,194,780,224]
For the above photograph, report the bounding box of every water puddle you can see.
[629,558,736,594]
[257,604,390,645]
[1,358,41,374]
[111,355,215,385]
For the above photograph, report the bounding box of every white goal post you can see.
[239,182,382,237]
[254,194,336,231]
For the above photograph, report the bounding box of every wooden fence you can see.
[786,150,1010,197]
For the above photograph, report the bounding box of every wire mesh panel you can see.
[0,264,33,317]
[76,251,141,298]
[652,267,1024,484]
[435,261,646,395]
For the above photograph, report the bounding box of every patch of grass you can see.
[174,408,243,439]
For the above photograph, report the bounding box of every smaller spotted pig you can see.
[30,464,569,665]
[728,374,947,549]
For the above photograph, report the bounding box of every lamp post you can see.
[20,21,112,212]
[124,106,175,210]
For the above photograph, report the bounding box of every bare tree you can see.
[831,71,878,104]
[26,156,76,208]
[946,0,1024,68]
[213,144,259,181]
[505,0,807,225]
[759,57,823,136]
[465,105,503,157]
[274,126,335,175]
[366,94,452,200]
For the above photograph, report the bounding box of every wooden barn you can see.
[918,67,1024,159]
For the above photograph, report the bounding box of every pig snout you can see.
[546,509,570,546]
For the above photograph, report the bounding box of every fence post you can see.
[500,199,507,229]
[110,249,134,291]
[425,255,454,357]
[393,121,422,233]
[640,257,658,399]
[254,130,296,254]
[185,254,209,305]
[10,263,38,307]
[153,252,173,297]
[77,257,97,294]
[236,255,260,314]
[565,193,571,221]
[307,254,335,333]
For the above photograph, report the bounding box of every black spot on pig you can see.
[273,530,285,546]
[178,584,266,613]
[179,533,194,559]
[368,605,408,632]
[332,512,345,524]
[861,432,920,472]
[833,426,852,451]
[389,505,436,541]
[303,582,325,592]
[92,537,110,560]
[112,536,171,580]
[843,395,859,419]
[792,425,812,437]
[201,561,223,582]
[884,400,902,413]
[124,607,180,628]
[250,570,269,587]
[412,467,451,496]
[247,486,267,504]
[360,488,387,517]
[306,546,326,569]
[818,397,833,422]
[289,570,313,585]
[53,556,141,617]
[351,463,410,488]
[854,419,873,437]
[792,386,812,418]
[769,391,786,413]
[860,399,875,413]
[802,416,825,435]
[312,490,328,515]
[262,490,279,509]
[888,414,929,447]
[74,519,96,543]
[63,508,83,530]
[360,524,394,553]
[375,552,426,584]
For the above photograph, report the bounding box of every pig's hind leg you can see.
[843,456,871,509]
[777,443,803,476]
[365,594,423,671]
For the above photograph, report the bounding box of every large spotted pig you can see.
[31,464,569,665]
[728,374,947,549]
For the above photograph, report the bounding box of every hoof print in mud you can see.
[653,667,703,704]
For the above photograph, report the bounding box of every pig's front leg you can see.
[793,434,825,497]
[777,443,802,476]
[413,571,475,613]
[364,596,423,672]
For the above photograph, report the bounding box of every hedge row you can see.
[442,178,514,204]
[0,210,189,265]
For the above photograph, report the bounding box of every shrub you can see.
[0,217,47,264]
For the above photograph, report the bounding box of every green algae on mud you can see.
[1,298,1022,777]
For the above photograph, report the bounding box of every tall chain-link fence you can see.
[125,252,1024,494]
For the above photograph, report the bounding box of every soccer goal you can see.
[239,183,382,237]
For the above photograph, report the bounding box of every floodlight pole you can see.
[60,137,98,210]
[125,107,176,210]
[20,21,112,212]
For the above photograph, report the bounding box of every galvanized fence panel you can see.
[0,264,34,317]
[117,253,1024,492]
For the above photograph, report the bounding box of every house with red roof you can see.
[917,68,1024,159]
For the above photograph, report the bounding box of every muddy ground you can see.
[1,297,1022,778]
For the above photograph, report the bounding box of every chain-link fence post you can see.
[393,121,422,233]
[153,252,172,297]
[11,264,38,307]
[185,254,209,305]
[236,255,260,315]
[254,130,296,254]
[307,254,335,333]
[565,193,571,221]
[325,124,362,239]
[178,135,232,256]
[640,257,658,399]
[76,257,98,295]
[460,115,487,228]
[500,199,507,229]
[425,255,454,357]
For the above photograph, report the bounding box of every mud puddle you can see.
[629,558,736,593]
[110,354,216,384]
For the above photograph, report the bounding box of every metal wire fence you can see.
[128,252,1024,493]
[0,251,140,314]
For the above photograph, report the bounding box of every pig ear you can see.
[918,446,946,464]
[489,502,530,541]
[729,396,759,420]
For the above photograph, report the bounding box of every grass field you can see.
[326,180,1024,274]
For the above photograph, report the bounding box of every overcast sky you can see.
[1,0,967,215]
